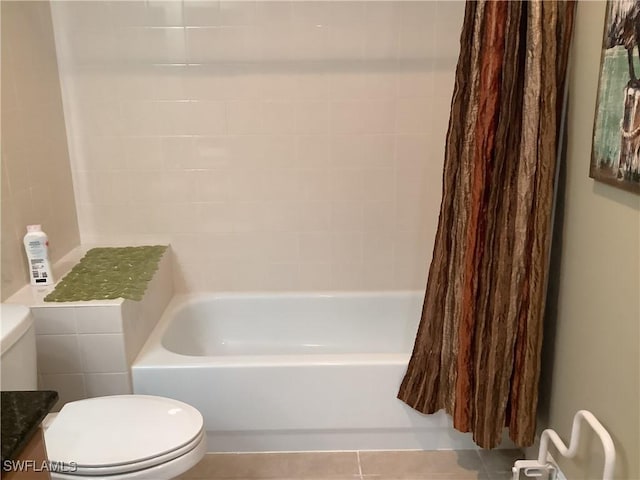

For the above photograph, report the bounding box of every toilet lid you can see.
[45,395,204,472]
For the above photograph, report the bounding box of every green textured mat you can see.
[44,246,167,302]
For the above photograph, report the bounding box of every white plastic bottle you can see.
[23,225,54,286]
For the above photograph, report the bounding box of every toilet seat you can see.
[49,436,207,480]
[53,429,205,476]
[45,395,205,478]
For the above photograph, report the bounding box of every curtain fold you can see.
[397,0,575,449]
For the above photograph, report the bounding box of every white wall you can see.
[50,0,464,292]
[537,2,640,478]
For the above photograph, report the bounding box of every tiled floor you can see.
[177,449,523,480]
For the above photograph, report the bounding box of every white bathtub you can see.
[132,292,481,452]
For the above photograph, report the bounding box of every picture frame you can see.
[591,0,640,194]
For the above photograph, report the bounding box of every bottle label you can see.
[30,259,44,279]
[24,234,52,285]
[26,240,47,258]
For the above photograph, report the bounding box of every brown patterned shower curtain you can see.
[397,0,575,449]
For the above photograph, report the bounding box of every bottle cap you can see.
[26,225,42,232]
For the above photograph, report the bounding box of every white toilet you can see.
[0,305,206,480]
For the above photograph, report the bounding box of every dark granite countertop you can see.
[1,391,58,467]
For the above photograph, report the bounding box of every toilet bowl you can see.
[0,305,207,480]
[44,395,206,480]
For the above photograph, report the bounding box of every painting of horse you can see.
[592,0,640,194]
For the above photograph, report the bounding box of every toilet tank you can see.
[1,305,37,390]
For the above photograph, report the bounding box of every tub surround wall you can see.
[50,0,464,292]
[5,247,173,411]
[1,1,80,301]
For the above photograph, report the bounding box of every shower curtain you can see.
[397,0,575,449]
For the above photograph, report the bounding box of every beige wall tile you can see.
[330,201,364,232]
[331,262,365,290]
[40,373,86,412]
[50,0,463,293]
[295,101,330,135]
[261,101,296,134]
[330,100,395,134]
[298,262,332,291]
[78,334,127,373]
[361,260,395,290]
[395,98,433,135]
[183,1,221,27]
[330,170,366,202]
[32,307,77,335]
[84,373,132,398]
[299,232,331,263]
[36,334,82,374]
[227,100,262,134]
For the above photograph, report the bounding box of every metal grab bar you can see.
[538,410,615,480]
[513,410,615,480]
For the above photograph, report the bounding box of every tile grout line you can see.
[475,449,487,472]
[476,449,493,478]
[356,450,364,480]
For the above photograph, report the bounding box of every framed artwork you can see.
[591,0,640,194]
